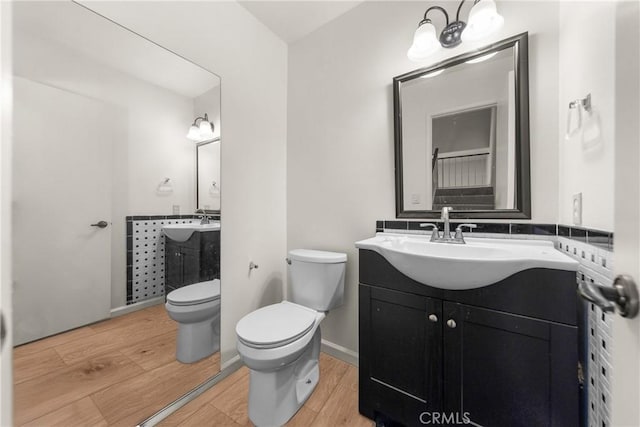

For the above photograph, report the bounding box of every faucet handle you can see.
[419,223,440,242]
[454,224,477,239]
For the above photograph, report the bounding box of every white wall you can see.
[82,1,288,366]
[288,1,559,354]
[13,31,200,309]
[558,2,615,231]
[0,1,13,423]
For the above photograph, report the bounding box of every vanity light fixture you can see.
[187,113,215,142]
[407,0,504,62]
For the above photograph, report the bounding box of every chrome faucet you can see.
[420,207,477,244]
[195,209,210,225]
[441,206,452,240]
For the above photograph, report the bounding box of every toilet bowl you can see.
[236,249,346,426]
[166,279,220,364]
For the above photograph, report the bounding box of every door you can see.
[611,2,640,424]
[443,302,578,427]
[0,1,12,423]
[12,77,112,345]
[366,287,442,416]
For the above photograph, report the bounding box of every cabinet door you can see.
[363,287,442,418]
[180,247,200,286]
[443,302,578,427]
[164,238,181,292]
[200,231,220,280]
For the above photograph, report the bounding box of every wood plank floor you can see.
[13,305,220,427]
[159,353,374,427]
[14,305,372,426]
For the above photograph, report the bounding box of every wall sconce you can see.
[407,0,504,62]
[186,113,215,142]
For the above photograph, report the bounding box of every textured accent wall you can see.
[126,216,199,305]
[558,236,614,427]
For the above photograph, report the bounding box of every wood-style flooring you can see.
[14,304,372,426]
[158,352,373,427]
[13,304,220,427]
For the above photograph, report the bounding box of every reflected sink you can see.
[163,222,220,243]
[355,233,578,290]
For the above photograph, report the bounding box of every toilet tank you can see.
[288,249,347,311]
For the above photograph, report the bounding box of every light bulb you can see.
[199,120,215,140]
[465,51,498,64]
[187,125,201,141]
[462,0,504,42]
[407,21,440,61]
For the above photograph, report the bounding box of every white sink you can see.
[355,233,578,290]
[163,222,220,243]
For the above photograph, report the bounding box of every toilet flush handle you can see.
[285,258,291,265]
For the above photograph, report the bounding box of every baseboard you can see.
[110,297,164,318]
[221,354,242,371]
[321,339,359,367]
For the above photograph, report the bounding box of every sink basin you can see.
[163,222,220,243]
[355,233,578,290]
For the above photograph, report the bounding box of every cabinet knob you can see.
[428,314,438,322]
[447,319,457,328]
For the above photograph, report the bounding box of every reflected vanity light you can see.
[407,0,504,62]
[187,113,215,142]
[420,69,445,79]
[465,51,498,64]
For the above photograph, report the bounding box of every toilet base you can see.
[248,328,321,426]
[176,318,220,364]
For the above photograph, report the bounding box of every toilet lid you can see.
[236,302,317,349]
[167,279,220,306]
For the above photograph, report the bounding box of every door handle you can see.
[578,274,639,318]
[0,310,6,351]
[90,221,109,228]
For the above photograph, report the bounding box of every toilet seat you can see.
[167,279,220,306]
[236,301,317,349]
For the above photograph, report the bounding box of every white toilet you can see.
[166,279,221,364]
[236,249,347,426]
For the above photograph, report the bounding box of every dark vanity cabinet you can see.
[359,250,579,427]
[165,230,220,294]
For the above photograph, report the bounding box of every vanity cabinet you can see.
[359,249,579,427]
[165,230,220,294]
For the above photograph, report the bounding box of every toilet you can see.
[236,249,347,426]
[166,279,221,364]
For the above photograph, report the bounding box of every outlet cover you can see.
[411,193,421,205]
[172,204,180,215]
[572,193,582,225]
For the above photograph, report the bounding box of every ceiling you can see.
[238,1,364,44]
[14,1,220,99]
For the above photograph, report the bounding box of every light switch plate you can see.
[572,193,582,225]
[411,193,421,205]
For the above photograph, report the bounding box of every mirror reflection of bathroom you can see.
[11,2,221,425]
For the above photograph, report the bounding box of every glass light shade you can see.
[187,125,201,141]
[199,120,215,140]
[462,0,504,42]
[407,22,440,62]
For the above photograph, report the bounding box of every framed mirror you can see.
[393,32,530,219]
[197,138,221,212]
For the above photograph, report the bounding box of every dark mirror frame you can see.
[393,32,531,219]
[196,138,221,214]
